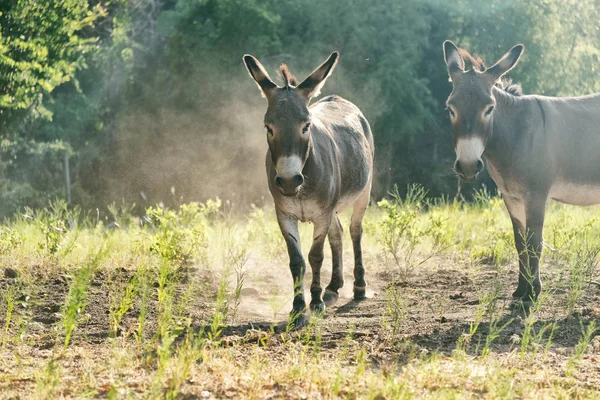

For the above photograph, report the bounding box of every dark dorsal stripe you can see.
[535,97,546,132]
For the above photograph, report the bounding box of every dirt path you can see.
[225,248,600,382]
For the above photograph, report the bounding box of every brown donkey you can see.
[243,52,374,325]
[443,41,600,306]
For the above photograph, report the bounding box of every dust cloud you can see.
[234,253,371,323]
[94,54,379,213]
[98,67,272,212]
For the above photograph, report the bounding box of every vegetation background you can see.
[1,0,599,216]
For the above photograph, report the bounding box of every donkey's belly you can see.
[277,191,362,223]
[549,181,600,206]
[333,191,363,214]
[278,197,326,223]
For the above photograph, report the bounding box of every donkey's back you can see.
[537,93,600,205]
[542,93,600,153]
[309,95,374,206]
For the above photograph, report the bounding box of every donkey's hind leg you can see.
[521,197,546,304]
[324,214,344,306]
[350,187,371,300]
[506,195,545,306]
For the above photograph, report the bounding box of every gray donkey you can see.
[443,41,600,305]
[243,52,374,325]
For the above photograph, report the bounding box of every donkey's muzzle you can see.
[454,158,484,182]
[275,174,304,196]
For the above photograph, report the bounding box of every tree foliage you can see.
[0,0,103,116]
[0,0,598,216]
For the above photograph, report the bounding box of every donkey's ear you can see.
[297,51,339,100]
[443,40,465,79]
[243,54,277,98]
[486,44,524,81]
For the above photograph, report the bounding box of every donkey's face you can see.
[244,52,339,196]
[443,41,523,182]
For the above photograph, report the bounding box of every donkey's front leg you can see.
[308,216,333,314]
[503,198,529,299]
[276,209,307,323]
[510,215,530,299]
[522,197,546,304]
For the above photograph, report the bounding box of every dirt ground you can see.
[4,242,600,398]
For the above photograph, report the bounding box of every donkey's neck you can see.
[485,86,537,166]
[492,85,520,110]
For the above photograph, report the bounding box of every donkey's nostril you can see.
[475,159,484,173]
[275,176,284,188]
[275,175,302,193]
[294,174,304,186]
[454,160,464,176]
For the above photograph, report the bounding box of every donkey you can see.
[443,40,600,305]
[243,52,374,324]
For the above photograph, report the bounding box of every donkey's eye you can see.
[485,105,495,116]
[302,123,311,134]
[265,126,273,136]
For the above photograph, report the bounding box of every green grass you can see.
[0,189,599,398]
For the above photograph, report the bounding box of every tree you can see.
[0,0,103,121]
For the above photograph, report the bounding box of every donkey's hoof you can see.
[353,286,367,301]
[521,300,534,314]
[511,287,527,299]
[517,299,534,314]
[509,297,535,314]
[287,311,308,329]
[323,289,339,306]
[310,301,326,316]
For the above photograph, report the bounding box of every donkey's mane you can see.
[458,47,523,96]
[277,64,298,87]
[496,77,523,96]
[457,48,486,72]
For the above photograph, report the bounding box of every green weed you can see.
[519,291,554,361]
[61,245,108,347]
[145,204,210,265]
[377,184,452,279]
[35,358,61,399]
[109,274,139,338]
[107,201,137,229]
[30,200,80,258]
[1,284,18,340]
[0,227,23,254]
[384,284,407,343]
[134,263,151,350]
[566,320,598,376]
[456,293,488,353]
